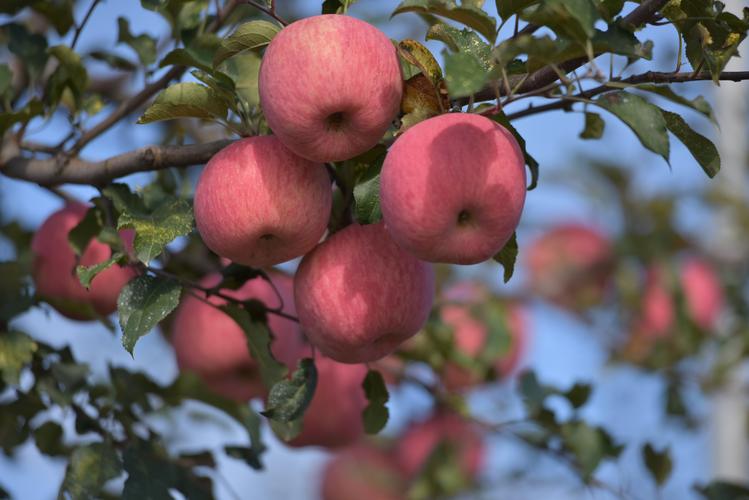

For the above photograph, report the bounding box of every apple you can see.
[396,411,485,481]
[258,15,402,163]
[439,281,527,391]
[31,203,136,321]
[194,136,332,267]
[526,223,613,310]
[286,355,368,449]
[638,256,723,339]
[380,112,526,265]
[321,444,407,500]
[171,271,306,401]
[294,222,435,363]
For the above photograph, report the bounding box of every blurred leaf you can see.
[660,109,720,178]
[269,417,303,442]
[0,63,12,99]
[443,50,488,98]
[489,111,539,189]
[564,382,592,409]
[117,17,157,66]
[580,112,604,139]
[45,45,89,109]
[521,0,599,44]
[0,262,34,323]
[137,82,229,124]
[492,232,518,283]
[0,99,44,136]
[496,0,538,20]
[160,48,214,74]
[213,20,280,67]
[322,0,359,13]
[262,358,317,422]
[362,369,389,434]
[221,304,287,387]
[117,197,193,264]
[118,275,182,355]
[0,331,37,385]
[31,0,75,35]
[594,91,669,163]
[88,51,138,72]
[76,252,126,290]
[392,0,498,43]
[695,480,749,500]
[5,23,48,81]
[33,421,66,456]
[225,445,264,470]
[642,443,673,486]
[59,442,122,500]
[519,370,548,415]
[427,23,493,70]
[561,421,623,479]
[68,206,104,256]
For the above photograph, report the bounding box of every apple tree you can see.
[1,0,749,498]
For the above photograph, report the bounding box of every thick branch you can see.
[2,140,231,186]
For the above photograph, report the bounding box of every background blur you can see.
[1,1,748,499]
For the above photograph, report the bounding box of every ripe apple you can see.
[294,222,435,363]
[286,355,368,448]
[259,15,403,162]
[171,271,306,401]
[526,223,613,310]
[638,256,723,339]
[380,112,526,265]
[31,203,136,321]
[194,136,332,268]
[396,411,485,481]
[321,444,407,500]
[439,281,527,391]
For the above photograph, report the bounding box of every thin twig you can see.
[244,0,289,26]
[71,0,102,49]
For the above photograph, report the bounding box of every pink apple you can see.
[31,203,136,321]
[294,222,435,363]
[259,15,403,162]
[171,271,306,401]
[194,136,332,267]
[396,411,485,480]
[321,444,407,500]
[380,112,526,264]
[526,223,613,309]
[638,256,723,339]
[286,355,368,449]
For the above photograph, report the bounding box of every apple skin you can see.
[638,256,723,339]
[321,444,407,500]
[31,203,136,321]
[286,355,368,449]
[396,412,485,481]
[171,271,306,401]
[380,112,526,265]
[294,222,435,363]
[194,136,332,268]
[526,223,613,310]
[259,15,402,163]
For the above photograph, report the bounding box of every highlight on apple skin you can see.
[320,444,407,500]
[526,223,613,310]
[259,15,403,163]
[380,112,527,265]
[31,203,136,321]
[294,222,436,364]
[171,271,306,401]
[194,135,332,268]
[285,355,368,449]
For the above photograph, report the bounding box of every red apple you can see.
[294,222,435,363]
[526,223,613,310]
[321,444,406,500]
[194,136,331,267]
[380,112,526,264]
[171,271,306,401]
[396,412,485,481]
[31,203,136,320]
[286,355,368,449]
[259,15,403,162]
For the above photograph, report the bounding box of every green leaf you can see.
[322,0,359,13]
[488,111,539,189]
[492,232,518,283]
[220,50,262,108]
[580,112,604,139]
[6,23,48,81]
[118,275,182,355]
[30,0,75,35]
[561,421,623,479]
[137,82,229,124]
[88,50,138,72]
[262,358,317,423]
[564,382,592,409]
[0,64,12,99]
[118,197,193,264]
[695,480,749,500]
[353,174,383,225]
[225,445,264,470]
[159,48,213,74]
[392,0,498,43]
[443,50,488,98]
[426,24,493,71]
[213,20,280,67]
[76,252,126,290]
[33,421,66,456]
[361,370,389,434]
[59,442,122,500]
[496,0,539,20]
[117,17,157,66]
[45,45,89,109]
[0,262,34,323]
[221,304,287,387]
[521,0,599,44]
[642,443,673,486]
[68,206,104,256]
[594,91,669,163]
[660,109,720,178]
[0,331,37,385]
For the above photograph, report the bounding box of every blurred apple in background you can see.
[321,443,406,500]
